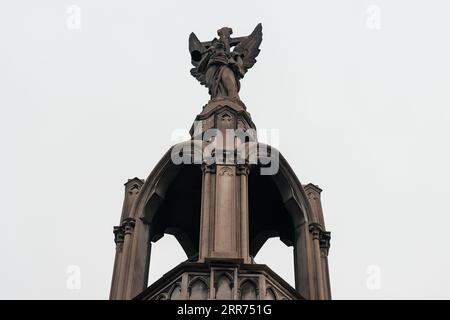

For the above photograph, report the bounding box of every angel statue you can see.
[189,24,263,102]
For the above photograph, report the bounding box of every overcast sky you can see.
[1,0,450,299]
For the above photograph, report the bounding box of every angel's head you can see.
[217,27,233,38]
[211,38,225,51]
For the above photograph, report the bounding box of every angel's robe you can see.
[203,49,241,99]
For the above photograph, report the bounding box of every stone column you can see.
[110,178,144,300]
[198,162,251,263]
[319,230,332,299]
[193,100,256,264]
[115,217,135,299]
[109,226,124,299]
[293,222,313,299]
[211,164,238,258]
[203,164,251,262]
[124,218,151,299]
[309,223,325,300]
[303,184,332,299]
[237,164,250,263]
[198,164,215,261]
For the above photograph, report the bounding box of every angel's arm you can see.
[197,48,213,73]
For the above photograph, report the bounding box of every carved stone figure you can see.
[189,24,263,101]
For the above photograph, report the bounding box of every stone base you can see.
[190,98,256,139]
[134,260,303,300]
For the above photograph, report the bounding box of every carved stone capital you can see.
[319,231,331,253]
[201,163,216,174]
[309,223,331,254]
[122,217,136,235]
[308,223,322,240]
[236,164,250,176]
[113,226,125,245]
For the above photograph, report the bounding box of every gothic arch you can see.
[188,277,209,300]
[265,287,277,300]
[215,272,234,300]
[245,143,314,224]
[216,271,233,283]
[155,293,169,300]
[111,141,330,300]
[245,143,327,299]
[189,275,209,288]
[117,141,204,299]
[239,279,259,300]
[168,283,182,300]
[135,140,206,222]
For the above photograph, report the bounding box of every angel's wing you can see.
[232,23,263,77]
[190,67,206,87]
[189,32,208,86]
[189,32,207,67]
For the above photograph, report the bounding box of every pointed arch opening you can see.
[146,164,202,260]
[255,237,295,287]
[246,150,314,298]
[240,279,258,300]
[248,166,296,257]
[142,162,203,288]
[147,234,187,286]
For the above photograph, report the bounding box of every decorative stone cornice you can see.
[303,183,323,194]
[124,177,145,190]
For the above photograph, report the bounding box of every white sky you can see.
[1,0,450,299]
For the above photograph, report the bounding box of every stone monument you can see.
[109,24,332,300]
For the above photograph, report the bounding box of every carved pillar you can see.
[309,223,325,299]
[109,178,144,300]
[319,230,331,299]
[115,217,135,299]
[196,102,254,264]
[212,164,237,257]
[124,218,151,299]
[198,163,251,262]
[303,184,332,300]
[199,164,215,261]
[306,223,332,300]
[294,222,315,300]
[237,164,250,262]
[109,226,124,299]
